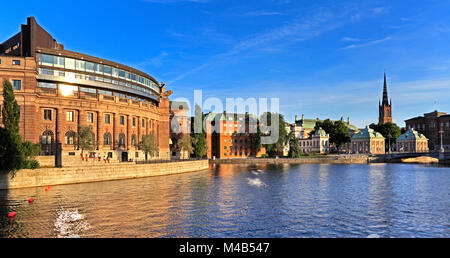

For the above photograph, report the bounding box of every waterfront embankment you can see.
[210,155,374,165]
[0,159,209,190]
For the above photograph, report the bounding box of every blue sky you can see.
[2,0,450,127]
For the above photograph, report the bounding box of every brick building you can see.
[379,72,393,124]
[0,17,172,164]
[205,113,266,159]
[405,110,450,151]
[396,128,429,153]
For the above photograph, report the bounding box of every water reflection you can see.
[0,163,449,238]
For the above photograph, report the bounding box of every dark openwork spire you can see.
[382,71,389,106]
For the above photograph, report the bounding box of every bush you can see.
[22,159,40,169]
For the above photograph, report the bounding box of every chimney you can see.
[295,115,297,121]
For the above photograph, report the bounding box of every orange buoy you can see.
[28,197,34,203]
[8,211,16,218]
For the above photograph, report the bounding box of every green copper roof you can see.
[314,127,327,136]
[351,126,385,139]
[397,128,428,140]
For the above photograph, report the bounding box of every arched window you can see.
[118,133,126,147]
[65,131,76,145]
[41,130,54,144]
[104,132,111,145]
[386,109,390,117]
[131,134,137,146]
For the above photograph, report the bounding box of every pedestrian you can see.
[98,153,101,162]
[103,155,107,163]
[80,152,84,161]
[85,153,88,162]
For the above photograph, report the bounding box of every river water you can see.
[0,163,449,238]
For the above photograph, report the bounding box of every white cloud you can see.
[341,36,392,50]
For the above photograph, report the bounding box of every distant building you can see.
[170,101,190,159]
[290,114,358,139]
[298,127,330,154]
[205,113,266,159]
[396,129,428,153]
[350,126,385,154]
[379,72,393,124]
[405,110,450,151]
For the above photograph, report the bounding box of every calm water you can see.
[0,163,449,238]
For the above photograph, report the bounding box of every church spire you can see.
[382,71,389,106]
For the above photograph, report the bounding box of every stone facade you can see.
[298,127,330,154]
[405,110,450,151]
[350,126,385,154]
[0,17,171,164]
[0,160,209,190]
[396,128,429,153]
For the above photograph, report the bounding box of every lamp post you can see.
[439,129,445,160]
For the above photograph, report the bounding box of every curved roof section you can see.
[36,47,160,86]
[314,127,327,136]
[352,126,384,139]
[397,129,428,141]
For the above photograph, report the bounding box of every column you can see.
[97,111,103,150]
[127,115,132,150]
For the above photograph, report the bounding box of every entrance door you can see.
[121,151,128,162]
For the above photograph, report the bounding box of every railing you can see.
[132,100,140,105]
[135,158,208,164]
[103,95,115,101]
[39,88,57,95]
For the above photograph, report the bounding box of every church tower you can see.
[379,72,392,124]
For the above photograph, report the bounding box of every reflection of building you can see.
[405,110,450,151]
[350,126,385,154]
[396,129,428,153]
[0,17,171,163]
[298,128,330,154]
[170,101,190,159]
[206,113,266,159]
[379,72,392,124]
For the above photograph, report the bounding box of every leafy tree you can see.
[191,104,207,158]
[288,133,302,158]
[260,112,288,157]
[369,122,401,151]
[315,119,350,152]
[0,79,40,175]
[141,134,157,160]
[176,133,193,159]
[77,125,95,153]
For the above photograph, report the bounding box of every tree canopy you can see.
[315,119,351,152]
[140,134,157,160]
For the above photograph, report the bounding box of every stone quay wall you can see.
[210,155,373,165]
[0,160,209,190]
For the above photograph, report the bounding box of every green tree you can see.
[141,134,157,160]
[191,104,207,158]
[316,119,350,152]
[369,122,401,152]
[288,133,302,158]
[176,133,193,159]
[260,112,288,157]
[0,79,40,175]
[77,125,95,153]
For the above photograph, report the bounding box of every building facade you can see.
[396,128,429,153]
[206,113,266,159]
[169,101,190,159]
[379,72,392,124]
[0,17,172,164]
[298,127,330,154]
[350,126,385,154]
[404,110,450,151]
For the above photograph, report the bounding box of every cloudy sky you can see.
[2,0,450,127]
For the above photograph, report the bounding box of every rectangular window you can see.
[44,109,52,121]
[95,63,103,74]
[105,114,111,124]
[75,60,85,71]
[12,60,21,65]
[112,67,119,78]
[54,56,64,68]
[132,117,136,126]
[39,82,57,89]
[103,65,112,76]
[120,116,125,125]
[85,61,95,73]
[12,80,21,90]
[65,58,75,70]
[98,89,112,96]
[119,70,125,78]
[40,54,53,66]
[66,111,74,122]
[142,118,145,127]
[87,112,94,123]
